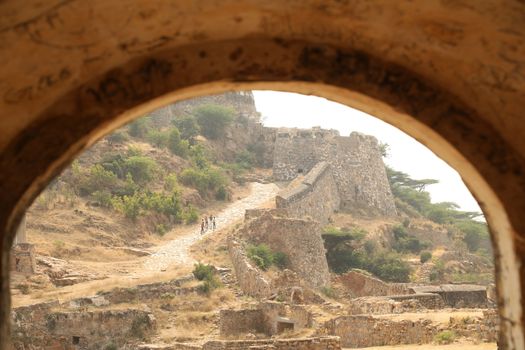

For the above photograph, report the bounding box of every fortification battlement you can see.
[276,127,340,140]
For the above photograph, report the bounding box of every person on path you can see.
[200,219,205,235]
[212,216,216,230]
[204,216,209,231]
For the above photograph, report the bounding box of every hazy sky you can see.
[252,90,482,213]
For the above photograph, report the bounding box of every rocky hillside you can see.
[25,93,265,261]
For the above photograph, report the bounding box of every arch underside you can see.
[1,2,525,348]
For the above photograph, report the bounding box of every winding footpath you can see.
[142,182,279,272]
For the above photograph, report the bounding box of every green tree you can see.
[167,127,189,157]
[172,114,200,141]
[123,156,158,184]
[128,117,150,138]
[194,104,234,139]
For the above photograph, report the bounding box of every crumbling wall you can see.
[319,315,436,348]
[348,294,445,315]
[228,239,272,298]
[219,309,266,336]
[275,162,340,224]
[272,129,396,217]
[239,211,330,288]
[11,301,155,350]
[409,284,488,308]
[336,270,410,297]
[9,243,36,275]
[203,336,341,350]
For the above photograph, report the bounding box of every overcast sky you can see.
[252,90,482,214]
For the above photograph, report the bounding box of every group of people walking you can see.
[200,214,217,235]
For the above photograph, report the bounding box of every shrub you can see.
[172,114,200,141]
[247,244,274,270]
[155,224,168,236]
[194,104,234,139]
[123,156,158,184]
[193,263,215,281]
[367,252,411,283]
[168,127,189,157]
[183,205,199,224]
[112,193,142,220]
[273,251,289,269]
[235,150,256,169]
[434,330,455,344]
[92,190,113,208]
[106,130,129,145]
[193,263,222,295]
[420,251,432,263]
[429,259,446,282]
[104,343,118,350]
[321,286,338,299]
[130,314,151,339]
[179,166,228,198]
[146,129,169,148]
[78,164,118,196]
[128,117,150,138]
[246,244,288,271]
[215,185,229,200]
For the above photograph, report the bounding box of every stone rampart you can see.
[228,238,272,298]
[272,129,396,217]
[275,162,340,224]
[238,211,330,288]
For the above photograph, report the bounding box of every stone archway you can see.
[1,2,525,348]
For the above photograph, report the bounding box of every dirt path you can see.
[140,182,279,273]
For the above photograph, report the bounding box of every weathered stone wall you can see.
[409,284,488,308]
[9,243,35,275]
[276,162,340,224]
[219,302,313,337]
[272,129,396,217]
[336,270,410,298]
[11,301,155,350]
[319,315,436,348]
[228,238,272,298]
[239,211,330,288]
[348,294,445,315]
[202,336,341,350]
[219,309,266,336]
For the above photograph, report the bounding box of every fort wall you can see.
[271,129,396,217]
[276,162,340,224]
[238,211,330,288]
[228,238,272,298]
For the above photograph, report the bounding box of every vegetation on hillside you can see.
[322,226,411,282]
[386,166,491,255]
[247,243,288,271]
[37,103,259,235]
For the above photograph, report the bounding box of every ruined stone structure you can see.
[2,2,525,346]
[11,301,156,350]
[275,162,340,224]
[202,337,341,350]
[320,311,498,348]
[336,270,410,298]
[219,302,312,336]
[270,128,396,217]
[9,215,35,275]
[228,238,273,299]
[348,294,445,315]
[409,284,489,308]
[237,210,330,288]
